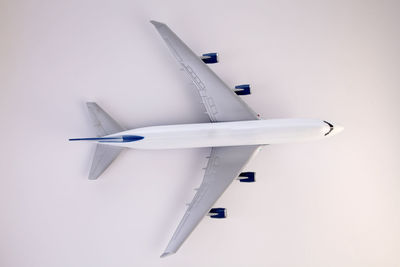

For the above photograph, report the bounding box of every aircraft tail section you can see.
[86,102,126,136]
[79,102,126,179]
[88,144,124,179]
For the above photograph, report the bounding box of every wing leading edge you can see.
[161,145,261,257]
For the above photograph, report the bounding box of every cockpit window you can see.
[323,121,334,136]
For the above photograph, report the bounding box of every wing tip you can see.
[160,251,175,258]
[150,20,166,28]
[88,173,100,180]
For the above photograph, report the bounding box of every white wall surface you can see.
[0,0,399,266]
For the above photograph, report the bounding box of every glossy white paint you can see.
[102,119,343,150]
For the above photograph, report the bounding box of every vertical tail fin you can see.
[85,102,125,179]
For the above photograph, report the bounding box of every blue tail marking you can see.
[69,135,144,143]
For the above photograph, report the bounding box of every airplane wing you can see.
[150,21,259,122]
[151,21,262,257]
[161,145,261,257]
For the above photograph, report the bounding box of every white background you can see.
[1,0,399,266]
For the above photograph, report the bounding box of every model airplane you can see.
[70,20,343,257]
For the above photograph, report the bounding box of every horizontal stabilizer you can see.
[86,102,125,136]
[89,144,124,180]
[85,102,126,179]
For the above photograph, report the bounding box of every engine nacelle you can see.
[234,84,251,95]
[238,172,255,183]
[200,52,218,64]
[208,208,227,219]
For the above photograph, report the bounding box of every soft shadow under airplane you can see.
[70,21,343,257]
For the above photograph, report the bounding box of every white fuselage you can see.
[104,119,334,150]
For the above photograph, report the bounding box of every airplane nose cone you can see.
[323,121,344,136]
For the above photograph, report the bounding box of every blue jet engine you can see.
[200,52,219,64]
[208,208,227,219]
[234,84,251,95]
[238,172,256,183]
